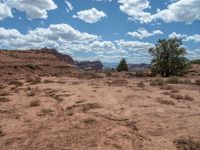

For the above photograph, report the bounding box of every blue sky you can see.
[0,0,200,63]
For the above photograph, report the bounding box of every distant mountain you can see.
[128,63,150,70]
[103,62,150,70]
[75,61,103,71]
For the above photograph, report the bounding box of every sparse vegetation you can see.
[30,100,40,107]
[8,80,23,86]
[175,138,200,150]
[150,79,165,86]
[0,97,10,102]
[25,63,37,70]
[166,77,180,84]
[195,79,200,85]
[149,38,190,77]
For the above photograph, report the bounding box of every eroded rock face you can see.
[41,48,74,65]
[75,61,103,71]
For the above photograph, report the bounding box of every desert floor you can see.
[0,76,200,150]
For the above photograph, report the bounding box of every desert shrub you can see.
[135,71,145,77]
[184,95,194,101]
[181,79,191,84]
[105,71,112,77]
[149,38,190,77]
[160,85,174,90]
[170,93,183,100]
[0,97,10,102]
[117,58,128,72]
[175,138,200,150]
[8,80,23,86]
[25,63,37,70]
[0,92,9,96]
[166,77,180,84]
[150,79,165,86]
[26,77,41,85]
[27,92,36,97]
[30,100,40,107]
[195,79,200,85]
[43,79,54,84]
[137,81,145,88]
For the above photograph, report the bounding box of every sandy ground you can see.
[0,76,200,150]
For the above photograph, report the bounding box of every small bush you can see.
[170,94,183,100]
[0,92,9,96]
[135,71,145,77]
[43,79,54,84]
[30,100,40,107]
[184,95,194,101]
[105,71,112,77]
[167,77,180,84]
[0,97,10,102]
[195,79,200,85]
[150,79,165,86]
[175,138,200,150]
[27,92,36,97]
[8,80,23,86]
[25,63,37,70]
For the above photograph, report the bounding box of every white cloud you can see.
[185,34,200,43]
[127,28,163,39]
[0,3,12,20]
[0,24,101,50]
[153,0,200,23]
[118,0,152,23]
[118,0,200,24]
[115,39,154,51]
[169,32,200,43]
[89,41,116,51]
[0,0,57,20]
[169,32,187,39]
[73,8,107,23]
[65,0,73,13]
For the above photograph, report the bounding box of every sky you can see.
[0,0,200,64]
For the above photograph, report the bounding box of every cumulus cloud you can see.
[0,3,12,20]
[118,0,200,24]
[73,8,107,23]
[118,0,152,23]
[127,28,163,39]
[89,41,116,51]
[153,0,200,23]
[169,32,200,43]
[115,39,154,51]
[0,23,101,50]
[0,0,57,20]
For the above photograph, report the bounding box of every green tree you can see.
[149,38,190,77]
[117,58,128,72]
